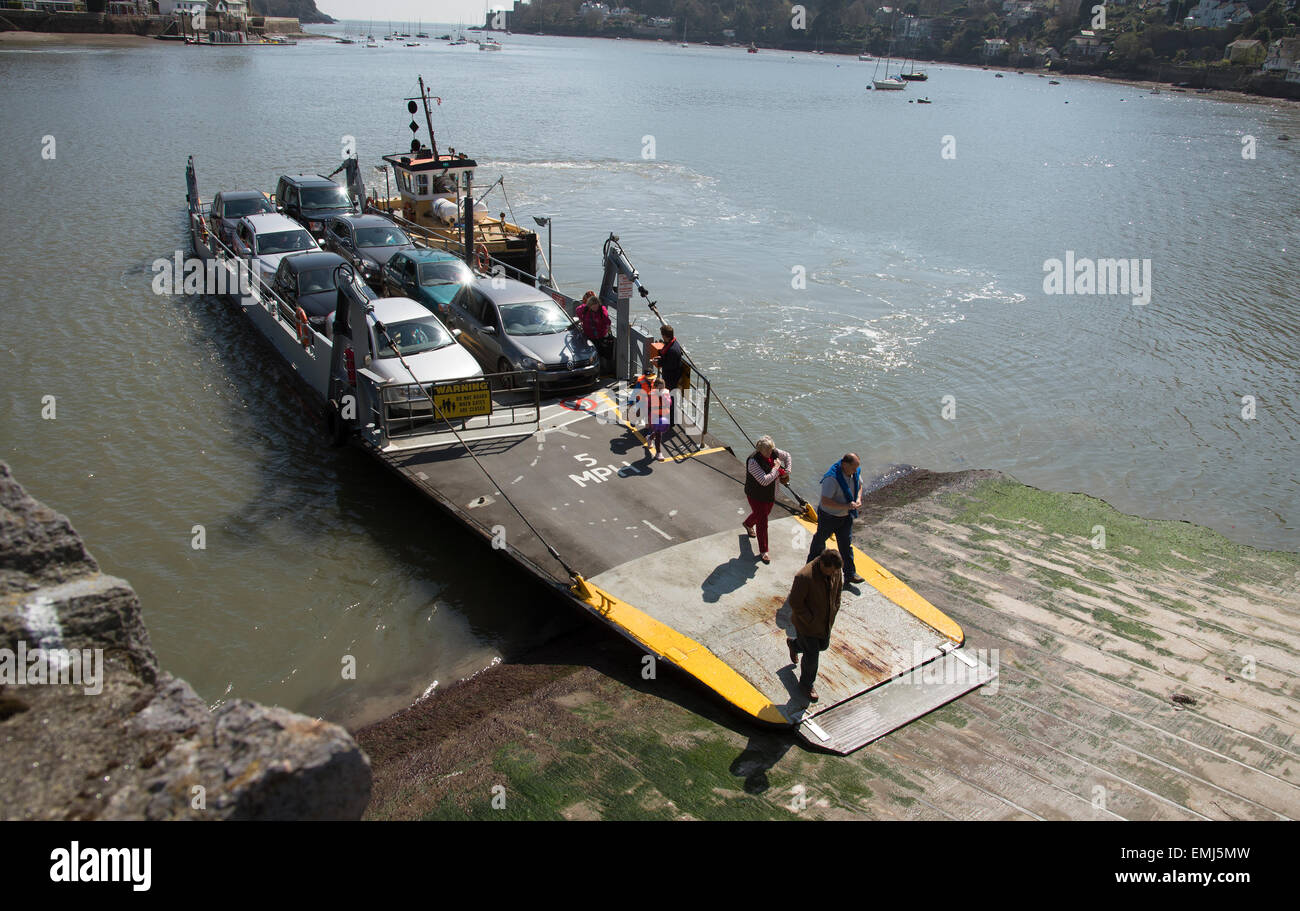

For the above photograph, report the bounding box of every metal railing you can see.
[191,214,318,345]
[376,370,541,441]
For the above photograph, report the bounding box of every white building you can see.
[1184,0,1252,28]
[1263,37,1300,72]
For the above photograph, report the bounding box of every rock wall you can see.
[0,462,371,820]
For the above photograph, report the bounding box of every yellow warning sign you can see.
[432,379,492,419]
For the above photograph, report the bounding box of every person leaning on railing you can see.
[576,291,615,376]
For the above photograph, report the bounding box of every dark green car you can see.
[381,249,474,319]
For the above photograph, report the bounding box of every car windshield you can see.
[418,261,471,286]
[499,299,573,336]
[376,317,454,357]
[297,268,335,294]
[225,196,275,218]
[355,226,411,247]
[258,230,316,255]
[299,186,352,210]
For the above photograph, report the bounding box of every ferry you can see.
[180,102,996,755]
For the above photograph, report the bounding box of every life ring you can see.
[295,307,312,348]
[475,243,491,273]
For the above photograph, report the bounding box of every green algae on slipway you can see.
[359,469,1300,821]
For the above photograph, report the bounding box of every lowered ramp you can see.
[797,649,998,753]
[583,515,997,752]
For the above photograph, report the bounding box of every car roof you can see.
[242,213,306,233]
[218,190,267,200]
[281,251,346,272]
[371,297,443,323]
[396,248,464,264]
[279,174,339,188]
[327,213,403,229]
[471,276,558,306]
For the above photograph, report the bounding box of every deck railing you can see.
[375,370,541,442]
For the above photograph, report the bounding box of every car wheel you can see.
[497,358,515,391]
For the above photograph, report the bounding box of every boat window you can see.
[418,261,471,286]
[417,174,429,195]
[297,268,335,295]
[224,196,275,218]
[355,226,410,247]
[300,185,352,210]
[374,317,454,357]
[499,299,572,337]
[258,230,315,255]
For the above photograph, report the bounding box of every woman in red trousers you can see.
[743,435,792,564]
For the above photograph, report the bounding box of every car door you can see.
[446,285,488,366]
[468,290,504,364]
[399,257,421,299]
[233,222,251,258]
[328,220,351,265]
[382,253,404,297]
[273,261,296,306]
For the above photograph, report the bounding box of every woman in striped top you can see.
[743,435,792,564]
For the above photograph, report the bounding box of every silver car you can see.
[442,277,599,391]
[230,213,320,287]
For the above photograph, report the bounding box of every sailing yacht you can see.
[871,11,907,90]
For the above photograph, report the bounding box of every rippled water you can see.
[1,32,1296,726]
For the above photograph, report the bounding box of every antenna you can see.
[414,75,438,159]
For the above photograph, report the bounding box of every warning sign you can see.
[432,379,492,419]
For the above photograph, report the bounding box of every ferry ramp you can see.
[373,383,995,753]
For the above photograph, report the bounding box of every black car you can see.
[270,251,373,331]
[274,174,357,239]
[210,190,275,249]
[321,214,415,289]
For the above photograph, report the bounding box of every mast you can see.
[417,75,439,159]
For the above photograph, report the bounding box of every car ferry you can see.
[182,142,995,755]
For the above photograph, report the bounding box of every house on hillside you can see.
[1065,30,1112,58]
[983,38,1011,60]
[1183,0,1252,28]
[1224,38,1265,64]
[1262,37,1300,72]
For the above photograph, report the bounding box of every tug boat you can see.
[368,78,539,282]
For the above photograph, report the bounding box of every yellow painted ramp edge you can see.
[569,577,790,726]
[795,516,964,645]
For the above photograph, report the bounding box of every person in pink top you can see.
[743,435,792,564]
[576,291,614,375]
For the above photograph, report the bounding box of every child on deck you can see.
[647,377,674,462]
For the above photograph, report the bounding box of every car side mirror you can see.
[482,326,497,336]
[452,328,462,338]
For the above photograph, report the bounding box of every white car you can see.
[231,213,320,287]
[339,296,484,414]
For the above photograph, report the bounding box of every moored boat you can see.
[367,78,539,282]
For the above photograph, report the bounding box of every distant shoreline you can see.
[0,29,329,47]
[0,30,153,47]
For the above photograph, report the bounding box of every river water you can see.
[1,30,1296,726]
